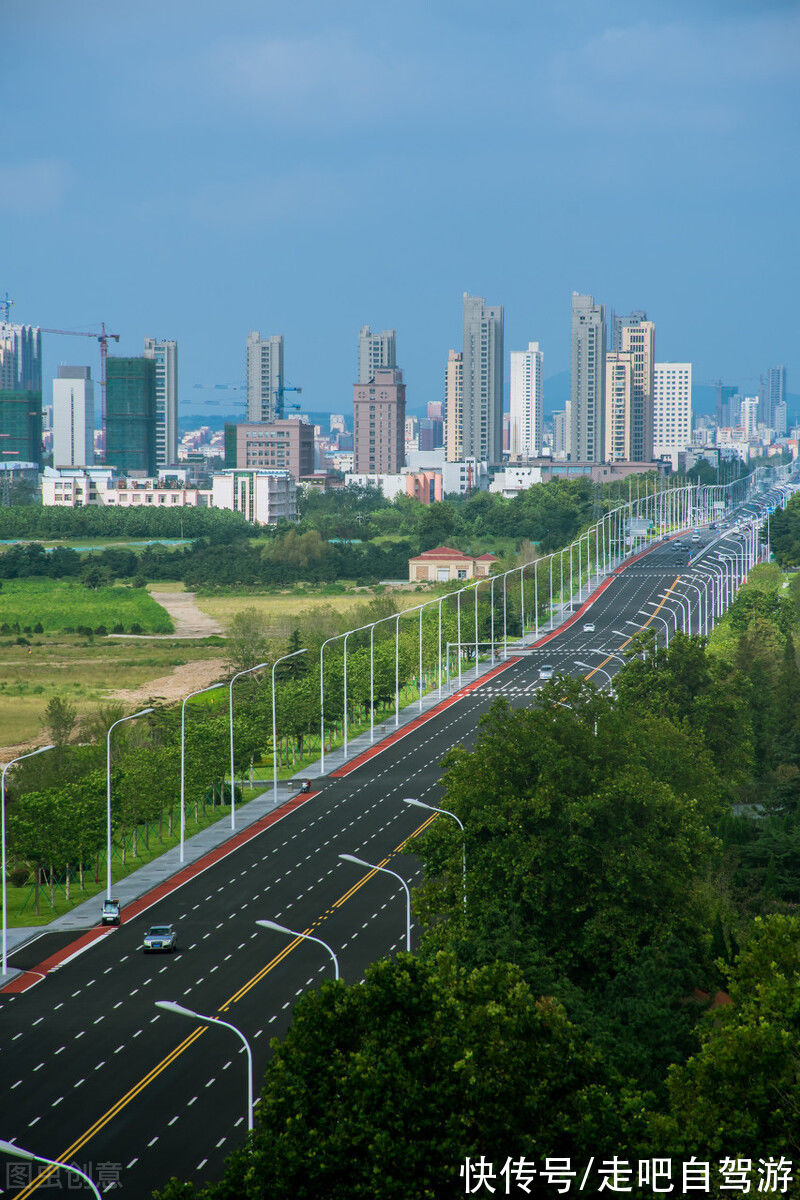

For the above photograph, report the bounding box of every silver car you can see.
[539,664,555,680]
[143,924,178,953]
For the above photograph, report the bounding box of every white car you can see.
[583,622,595,633]
[143,924,178,953]
[539,664,554,680]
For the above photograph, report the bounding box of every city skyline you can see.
[4,2,798,414]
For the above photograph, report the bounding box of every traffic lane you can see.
[11,861,424,1199]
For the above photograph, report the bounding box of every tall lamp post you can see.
[0,1140,101,1199]
[181,683,225,864]
[106,708,153,900]
[155,1000,254,1131]
[272,648,308,805]
[403,797,465,913]
[2,744,54,976]
[339,853,412,951]
[256,919,340,979]
[229,662,269,829]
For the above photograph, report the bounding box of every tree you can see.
[43,695,78,753]
[154,955,626,1200]
[653,915,800,1170]
[225,608,269,675]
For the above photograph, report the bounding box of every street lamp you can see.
[181,683,225,864]
[272,648,308,805]
[403,797,465,913]
[155,1000,254,1131]
[256,919,340,979]
[575,660,613,689]
[0,1139,101,1199]
[638,608,670,647]
[339,853,412,951]
[2,745,54,976]
[229,662,269,829]
[107,708,153,900]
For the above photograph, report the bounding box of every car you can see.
[583,622,595,633]
[539,664,554,680]
[691,533,701,543]
[143,924,178,953]
[100,898,120,926]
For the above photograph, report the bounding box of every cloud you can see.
[180,163,369,228]
[199,31,443,130]
[0,159,71,213]
[546,12,800,132]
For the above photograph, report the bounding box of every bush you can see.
[94,625,108,637]
[129,622,143,635]
[112,623,124,634]
[33,622,43,633]
[15,636,29,646]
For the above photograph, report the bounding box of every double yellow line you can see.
[17,815,437,1196]
[579,579,680,683]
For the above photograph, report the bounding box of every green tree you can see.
[226,608,269,675]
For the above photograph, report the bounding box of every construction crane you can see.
[274,375,302,420]
[39,322,120,419]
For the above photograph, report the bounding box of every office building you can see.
[212,469,296,524]
[461,293,504,465]
[619,319,655,461]
[774,400,788,437]
[509,341,544,459]
[224,418,314,478]
[105,357,157,475]
[53,366,94,467]
[358,326,396,384]
[653,363,692,469]
[761,366,786,428]
[569,292,606,463]
[353,367,406,474]
[444,349,463,462]
[246,331,283,422]
[143,338,178,466]
[604,352,634,462]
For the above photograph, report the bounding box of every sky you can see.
[3,0,799,418]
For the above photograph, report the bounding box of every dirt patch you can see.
[116,591,224,638]
[106,655,229,705]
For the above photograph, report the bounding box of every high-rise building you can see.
[653,363,692,469]
[358,326,396,385]
[715,383,738,428]
[760,366,786,428]
[246,331,284,422]
[619,319,655,461]
[0,322,41,392]
[105,357,157,475]
[143,338,178,466]
[0,322,42,466]
[461,293,504,465]
[774,400,788,437]
[604,352,634,462]
[552,410,569,459]
[509,341,544,459]
[740,396,759,439]
[444,349,463,462]
[427,401,443,422]
[569,292,606,463]
[53,366,94,467]
[353,367,406,474]
[224,418,314,478]
[611,309,647,353]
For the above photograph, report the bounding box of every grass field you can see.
[0,636,225,747]
[0,578,174,633]
[194,589,407,636]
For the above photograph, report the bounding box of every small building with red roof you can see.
[408,546,498,583]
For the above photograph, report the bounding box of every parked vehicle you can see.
[101,899,120,926]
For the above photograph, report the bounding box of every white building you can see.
[489,465,544,497]
[43,466,296,525]
[653,363,692,470]
[740,395,759,440]
[52,366,94,467]
[442,457,489,495]
[246,331,283,422]
[462,293,504,465]
[211,469,296,524]
[143,338,178,467]
[357,326,396,384]
[509,341,544,459]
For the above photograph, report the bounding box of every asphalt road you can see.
[0,492,785,1198]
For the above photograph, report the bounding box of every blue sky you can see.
[3,0,799,417]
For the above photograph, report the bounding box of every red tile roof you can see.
[411,546,473,561]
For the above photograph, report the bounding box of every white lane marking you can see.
[148,1136,159,1148]
[126,1158,138,1170]
[94,1060,106,1071]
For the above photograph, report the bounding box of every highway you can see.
[0,492,785,1197]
